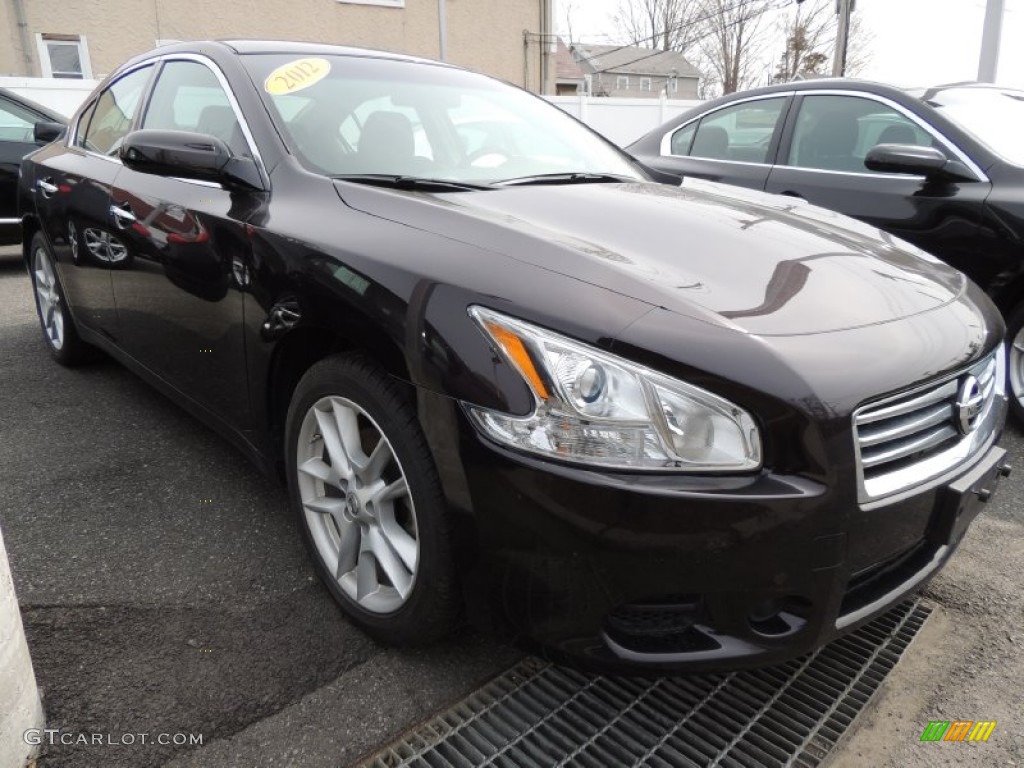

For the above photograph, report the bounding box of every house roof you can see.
[572,44,701,79]
[555,39,584,83]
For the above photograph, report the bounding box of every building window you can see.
[669,79,679,93]
[337,0,405,6]
[616,75,629,90]
[640,77,652,92]
[36,34,92,79]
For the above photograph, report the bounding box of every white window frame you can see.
[640,77,652,92]
[36,33,92,79]
[337,0,405,6]
[616,75,629,90]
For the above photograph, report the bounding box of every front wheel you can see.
[285,354,460,645]
[1006,302,1024,424]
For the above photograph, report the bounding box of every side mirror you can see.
[34,121,65,144]
[119,129,263,190]
[864,143,974,182]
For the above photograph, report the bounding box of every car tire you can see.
[285,353,460,645]
[1006,301,1024,424]
[29,231,92,366]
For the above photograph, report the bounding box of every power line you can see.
[572,0,795,69]
[586,0,791,77]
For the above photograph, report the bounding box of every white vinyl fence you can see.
[1,77,701,148]
[544,95,701,147]
[0,77,98,117]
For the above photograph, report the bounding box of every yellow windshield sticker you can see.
[264,58,330,95]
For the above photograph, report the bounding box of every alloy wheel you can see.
[33,243,64,351]
[1010,326,1024,408]
[295,396,419,614]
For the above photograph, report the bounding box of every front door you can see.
[110,58,260,427]
[764,93,992,274]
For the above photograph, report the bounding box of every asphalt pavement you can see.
[2,246,1022,767]
[0,249,520,768]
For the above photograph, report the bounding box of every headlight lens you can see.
[467,307,762,472]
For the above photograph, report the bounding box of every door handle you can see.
[37,178,58,198]
[780,191,806,202]
[110,203,136,229]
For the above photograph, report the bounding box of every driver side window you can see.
[786,95,940,173]
[141,60,251,158]
[76,65,153,156]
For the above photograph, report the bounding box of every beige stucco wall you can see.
[2,0,550,92]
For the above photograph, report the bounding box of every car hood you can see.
[335,177,966,337]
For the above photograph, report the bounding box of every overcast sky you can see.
[560,0,1024,89]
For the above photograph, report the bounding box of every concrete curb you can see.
[0,523,44,767]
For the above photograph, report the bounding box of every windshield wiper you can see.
[494,172,638,187]
[331,174,491,192]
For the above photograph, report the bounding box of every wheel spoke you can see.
[52,311,63,346]
[356,546,379,601]
[376,513,418,573]
[314,406,353,480]
[368,528,412,598]
[335,519,359,579]
[332,400,367,468]
[377,476,408,503]
[359,438,392,482]
[303,496,347,516]
[298,456,337,486]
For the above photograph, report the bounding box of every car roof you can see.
[144,39,445,67]
[0,86,66,124]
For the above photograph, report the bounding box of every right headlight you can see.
[466,307,762,472]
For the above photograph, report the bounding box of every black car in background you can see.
[629,80,1024,421]
[0,87,65,244]
[18,42,1010,673]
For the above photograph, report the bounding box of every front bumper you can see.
[451,416,1009,674]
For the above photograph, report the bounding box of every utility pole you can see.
[978,0,1004,82]
[437,0,447,61]
[832,0,853,77]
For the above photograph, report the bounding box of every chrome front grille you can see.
[854,350,1003,501]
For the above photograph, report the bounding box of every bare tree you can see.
[696,0,774,94]
[561,0,579,45]
[773,0,873,81]
[613,0,707,52]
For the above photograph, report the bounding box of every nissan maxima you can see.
[18,41,1010,673]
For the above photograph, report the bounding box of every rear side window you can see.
[141,59,250,158]
[77,64,153,155]
[671,98,786,163]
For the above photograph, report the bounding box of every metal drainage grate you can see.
[359,600,931,768]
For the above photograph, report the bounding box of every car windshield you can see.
[924,86,1024,167]
[241,53,644,185]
